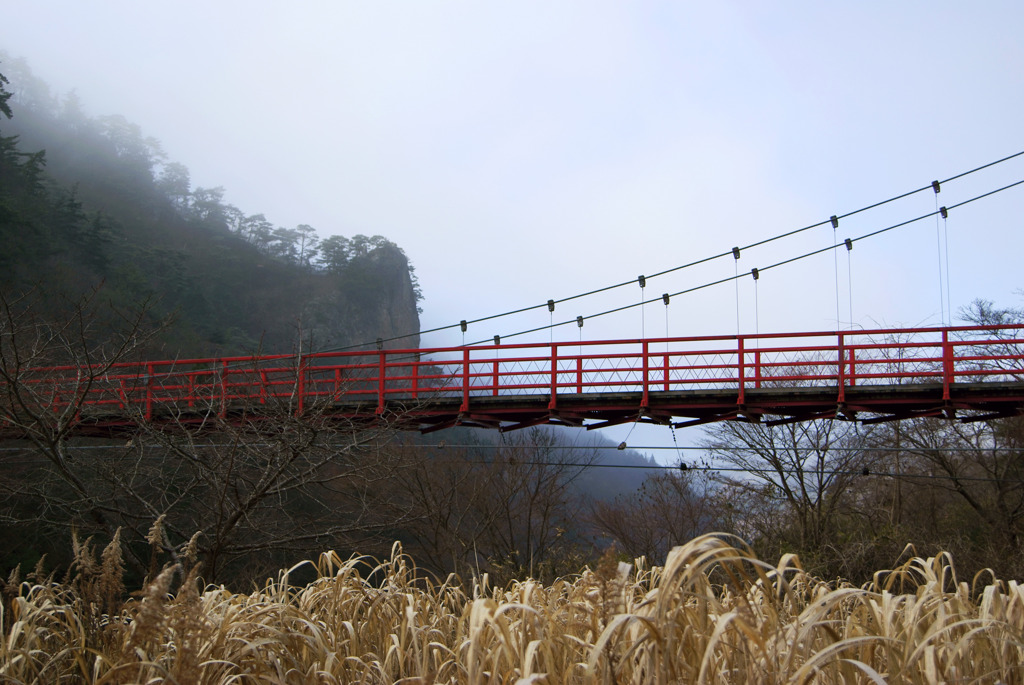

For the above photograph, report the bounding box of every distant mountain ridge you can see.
[0,54,421,357]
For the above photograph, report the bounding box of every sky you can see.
[3,1,1024,450]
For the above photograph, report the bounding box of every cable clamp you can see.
[844,238,853,251]
[830,215,839,229]
[460,320,467,333]
[576,316,584,328]
[732,246,741,260]
[547,299,555,313]
[493,335,500,345]
[751,267,759,280]
[939,206,948,219]
[662,293,670,306]
[637,275,646,288]
[932,180,941,194]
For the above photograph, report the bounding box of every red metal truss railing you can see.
[7,324,1024,427]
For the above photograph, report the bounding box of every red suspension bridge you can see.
[5,152,1024,439]
[6,324,1024,438]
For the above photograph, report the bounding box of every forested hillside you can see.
[0,58,659,587]
[0,55,421,357]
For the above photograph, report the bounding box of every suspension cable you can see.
[322,151,1024,354]
[467,178,1024,344]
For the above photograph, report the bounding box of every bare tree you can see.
[383,428,598,583]
[868,416,1024,573]
[701,418,875,555]
[695,300,1024,579]
[101,387,407,582]
[869,298,1024,575]
[589,465,720,563]
[0,285,411,583]
[0,286,166,535]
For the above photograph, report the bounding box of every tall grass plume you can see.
[2,533,1023,683]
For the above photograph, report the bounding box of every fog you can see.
[4,1,1024,450]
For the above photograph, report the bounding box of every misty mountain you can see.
[406,424,658,502]
[0,55,421,357]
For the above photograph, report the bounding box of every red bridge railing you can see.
[9,324,1024,426]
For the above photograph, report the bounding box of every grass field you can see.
[3,534,1023,683]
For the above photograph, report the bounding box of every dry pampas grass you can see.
[3,534,1024,683]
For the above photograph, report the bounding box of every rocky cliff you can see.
[303,244,421,352]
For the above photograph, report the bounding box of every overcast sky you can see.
[4,1,1024,351]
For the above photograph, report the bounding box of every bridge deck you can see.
[5,324,1024,437]
[54,382,1024,438]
